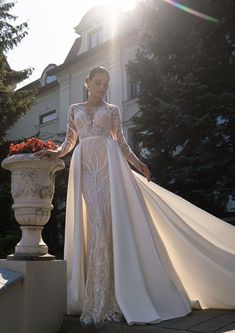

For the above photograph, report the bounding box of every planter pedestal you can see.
[1,153,65,260]
[7,226,54,261]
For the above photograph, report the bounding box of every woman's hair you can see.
[87,66,110,81]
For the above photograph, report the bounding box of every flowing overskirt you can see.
[64,136,235,325]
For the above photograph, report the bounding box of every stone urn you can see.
[1,153,65,260]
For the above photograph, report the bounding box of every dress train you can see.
[64,136,235,325]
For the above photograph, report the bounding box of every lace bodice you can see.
[56,103,143,171]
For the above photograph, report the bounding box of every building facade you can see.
[7,6,141,148]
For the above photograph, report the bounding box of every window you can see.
[226,194,235,212]
[39,110,56,124]
[130,80,141,99]
[89,27,103,49]
[230,45,235,64]
[45,74,56,84]
[127,74,141,100]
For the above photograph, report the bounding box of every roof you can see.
[63,37,82,64]
[18,79,40,91]
[18,78,59,93]
[49,26,137,76]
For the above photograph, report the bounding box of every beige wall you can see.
[0,280,23,333]
[7,87,60,141]
[0,260,66,333]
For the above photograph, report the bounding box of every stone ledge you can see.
[0,267,24,293]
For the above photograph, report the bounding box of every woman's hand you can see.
[34,149,60,161]
[140,163,151,182]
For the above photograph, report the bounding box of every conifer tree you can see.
[0,0,35,257]
[0,0,35,144]
[127,0,235,214]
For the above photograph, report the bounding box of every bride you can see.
[37,66,235,326]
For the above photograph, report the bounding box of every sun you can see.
[85,0,138,40]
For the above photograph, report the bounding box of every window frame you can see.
[88,26,103,49]
[127,73,142,100]
[39,110,57,125]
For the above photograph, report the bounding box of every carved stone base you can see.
[7,253,55,261]
[15,226,48,257]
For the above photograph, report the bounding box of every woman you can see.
[37,66,235,326]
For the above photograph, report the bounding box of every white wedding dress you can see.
[58,103,235,326]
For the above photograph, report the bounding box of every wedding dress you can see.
[59,102,235,326]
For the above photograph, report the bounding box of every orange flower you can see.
[7,137,59,156]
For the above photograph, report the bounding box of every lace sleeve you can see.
[56,104,78,157]
[111,106,143,171]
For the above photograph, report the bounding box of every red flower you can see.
[7,137,59,157]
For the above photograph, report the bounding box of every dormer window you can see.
[40,64,57,87]
[45,74,56,85]
[89,27,103,49]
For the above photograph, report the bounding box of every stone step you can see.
[0,267,24,293]
[58,309,235,333]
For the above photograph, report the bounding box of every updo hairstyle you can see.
[85,66,110,87]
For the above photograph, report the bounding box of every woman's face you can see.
[87,72,109,99]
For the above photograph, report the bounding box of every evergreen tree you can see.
[0,0,36,257]
[127,0,235,214]
[0,0,35,144]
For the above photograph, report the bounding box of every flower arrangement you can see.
[7,137,58,157]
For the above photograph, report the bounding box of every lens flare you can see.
[162,0,219,23]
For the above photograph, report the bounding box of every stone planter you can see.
[1,153,65,260]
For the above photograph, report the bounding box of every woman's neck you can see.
[87,96,104,106]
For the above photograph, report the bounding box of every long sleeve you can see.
[56,104,78,157]
[111,106,143,171]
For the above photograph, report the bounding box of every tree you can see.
[127,0,235,214]
[0,0,36,257]
[0,0,36,144]
[0,139,21,258]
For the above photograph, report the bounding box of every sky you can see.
[7,0,137,86]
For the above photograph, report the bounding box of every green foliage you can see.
[0,0,28,51]
[0,231,21,258]
[127,0,235,214]
[0,0,36,255]
[0,139,19,258]
[0,0,36,144]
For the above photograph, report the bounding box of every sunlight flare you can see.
[162,0,219,23]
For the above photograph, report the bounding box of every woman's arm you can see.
[55,104,78,157]
[111,106,150,181]
[36,104,78,159]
